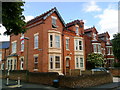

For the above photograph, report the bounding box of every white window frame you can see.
[75,56,84,69]
[34,55,38,71]
[51,16,57,27]
[34,33,39,49]
[76,27,79,35]
[49,55,61,70]
[55,35,60,48]
[66,38,69,50]
[12,41,17,54]
[75,39,83,51]
[20,58,24,70]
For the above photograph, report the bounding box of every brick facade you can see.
[1,7,115,74]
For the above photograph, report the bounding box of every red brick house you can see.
[63,20,85,74]
[84,27,115,67]
[98,32,114,67]
[6,8,86,75]
[0,41,10,70]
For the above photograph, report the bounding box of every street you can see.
[0,77,120,90]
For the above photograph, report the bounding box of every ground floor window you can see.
[20,58,24,70]
[34,56,38,70]
[7,59,17,70]
[49,55,61,70]
[75,56,84,69]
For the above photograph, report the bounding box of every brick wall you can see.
[110,68,120,76]
[58,73,113,88]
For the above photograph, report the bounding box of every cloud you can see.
[83,1,102,12]
[24,16,34,22]
[0,24,10,41]
[95,6,118,39]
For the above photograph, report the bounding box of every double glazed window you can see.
[49,34,60,48]
[12,42,17,53]
[34,34,39,49]
[75,39,83,51]
[34,56,38,70]
[52,16,57,28]
[93,44,101,53]
[75,57,84,68]
[66,39,69,50]
[49,55,60,69]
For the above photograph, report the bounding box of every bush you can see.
[86,61,95,70]
[114,62,120,67]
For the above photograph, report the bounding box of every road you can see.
[0,77,120,90]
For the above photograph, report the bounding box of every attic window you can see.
[52,16,57,28]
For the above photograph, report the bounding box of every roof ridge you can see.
[27,7,56,24]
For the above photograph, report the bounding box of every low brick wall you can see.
[110,68,120,76]
[28,72,59,85]
[58,73,113,88]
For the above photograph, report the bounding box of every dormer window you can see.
[76,27,79,35]
[51,16,57,28]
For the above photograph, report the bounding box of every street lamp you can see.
[24,37,29,70]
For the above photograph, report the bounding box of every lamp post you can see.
[24,37,29,82]
[24,37,29,70]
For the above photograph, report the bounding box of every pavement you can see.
[0,77,120,90]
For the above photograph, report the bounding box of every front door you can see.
[66,58,70,75]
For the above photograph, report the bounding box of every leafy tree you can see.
[2,1,26,35]
[112,33,120,62]
[87,53,104,67]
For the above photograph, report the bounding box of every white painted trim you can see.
[34,33,39,36]
[65,56,71,60]
[51,16,57,19]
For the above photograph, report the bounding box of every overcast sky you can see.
[0,1,118,41]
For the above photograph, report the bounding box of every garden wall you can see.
[58,73,113,88]
[110,68,120,76]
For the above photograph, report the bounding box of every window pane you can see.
[55,36,60,48]
[76,27,79,35]
[75,40,78,50]
[76,57,79,68]
[34,35,38,48]
[55,56,60,68]
[66,39,69,49]
[34,56,38,69]
[52,18,56,25]
[50,56,53,69]
[80,58,83,67]
[50,35,53,47]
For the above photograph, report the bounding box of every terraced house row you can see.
[0,7,115,75]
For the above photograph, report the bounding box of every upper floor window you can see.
[12,41,17,53]
[75,39,83,51]
[52,16,57,28]
[34,34,39,49]
[55,35,60,48]
[93,44,97,53]
[50,56,54,69]
[20,34,24,51]
[66,39,69,50]
[98,44,101,53]
[76,27,79,35]
[50,35,53,48]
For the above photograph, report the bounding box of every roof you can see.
[26,7,66,27]
[66,19,84,28]
[0,41,10,49]
[98,32,110,38]
[84,26,98,33]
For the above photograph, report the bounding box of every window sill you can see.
[34,47,38,50]
[34,69,38,71]
[66,49,70,51]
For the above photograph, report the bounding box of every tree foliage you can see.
[112,33,120,62]
[87,53,104,67]
[2,2,26,35]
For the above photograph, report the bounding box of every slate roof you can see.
[98,32,110,38]
[66,20,84,28]
[0,41,10,49]
[27,7,66,27]
[84,26,98,33]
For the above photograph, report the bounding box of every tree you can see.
[87,53,104,67]
[2,2,26,35]
[112,33,120,62]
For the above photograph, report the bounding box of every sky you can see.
[0,1,118,41]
